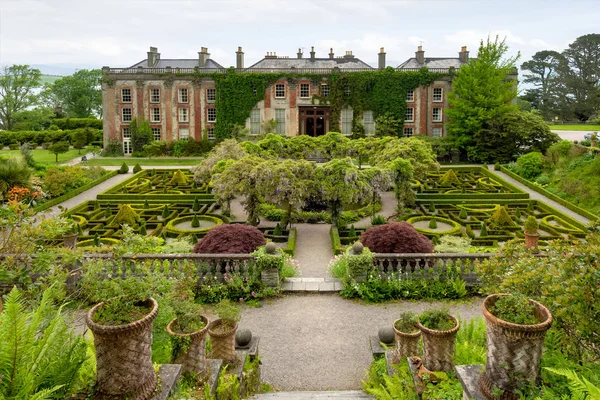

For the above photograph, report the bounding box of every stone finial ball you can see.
[235,328,252,347]
[352,241,364,254]
[378,326,395,344]
[265,241,277,254]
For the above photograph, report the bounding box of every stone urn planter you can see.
[393,320,421,361]
[208,319,238,364]
[166,315,210,376]
[86,298,158,400]
[416,313,459,372]
[62,233,78,249]
[479,294,553,400]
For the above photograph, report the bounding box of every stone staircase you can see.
[250,390,373,399]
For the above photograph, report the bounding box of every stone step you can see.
[250,390,373,399]
[281,278,343,292]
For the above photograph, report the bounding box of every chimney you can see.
[310,46,316,61]
[415,45,425,64]
[236,46,244,69]
[265,52,277,59]
[147,46,160,67]
[329,48,334,59]
[198,47,210,68]
[343,50,355,59]
[378,47,386,70]
[297,48,303,59]
[459,45,469,64]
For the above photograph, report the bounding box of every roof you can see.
[397,57,467,69]
[246,57,373,70]
[127,58,224,70]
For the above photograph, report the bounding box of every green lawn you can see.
[549,125,600,131]
[0,149,82,165]
[85,157,204,166]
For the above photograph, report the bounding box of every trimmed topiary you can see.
[113,204,140,226]
[273,223,283,236]
[429,203,436,213]
[162,205,170,219]
[439,169,461,186]
[466,224,475,239]
[93,233,100,247]
[192,197,201,212]
[360,222,434,254]
[133,163,142,174]
[480,222,488,237]
[348,225,356,237]
[429,218,438,229]
[489,205,515,227]
[143,199,150,209]
[193,224,266,254]
[515,208,522,219]
[140,221,147,235]
[459,208,468,220]
[104,207,112,218]
[170,170,189,186]
[192,215,200,228]
[523,215,539,235]
[118,162,129,174]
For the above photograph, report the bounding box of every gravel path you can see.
[293,224,334,277]
[488,166,591,225]
[241,294,483,391]
[354,191,396,228]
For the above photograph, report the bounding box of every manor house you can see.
[102,45,472,153]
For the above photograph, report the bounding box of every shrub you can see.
[252,245,284,273]
[102,139,124,156]
[523,215,539,234]
[428,217,438,229]
[394,312,419,333]
[360,222,434,253]
[371,215,387,226]
[118,162,129,174]
[515,152,545,180]
[215,299,241,328]
[8,143,19,150]
[0,157,31,199]
[489,205,515,227]
[346,247,373,278]
[113,204,140,226]
[435,235,471,253]
[192,224,266,254]
[439,169,461,186]
[41,166,106,198]
[419,309,455,331]
[490,294,538,325]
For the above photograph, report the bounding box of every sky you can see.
[1,0,599,83]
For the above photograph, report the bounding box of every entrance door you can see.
[299,107,330,136]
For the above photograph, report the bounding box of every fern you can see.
[544,368,600,400]
[0,286,89,399]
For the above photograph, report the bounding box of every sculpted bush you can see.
[360,222,434,253]
[192,224,266,254]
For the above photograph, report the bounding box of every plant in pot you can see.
[416,309,460,372]
[479,293,552,400]
[253,242,284,288]
[208,299,241,364]
[393,311,421,363]
[523,215,540,250]
[85,276,158,400]
[166,277,210,378]
[57,207,80,249]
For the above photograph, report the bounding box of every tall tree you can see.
[43,69,102,117]
[520,50,563,119]
[0,65,42,130]
[129,117,152,153]
[447,36,519,161]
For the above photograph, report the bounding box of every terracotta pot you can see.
[416,315,459,372]
[86,298,158,400]
[523,232,539,250]
[392,320,421,362]
[479,294,552,400]
[208,319,238,364]
[166,315,210,376]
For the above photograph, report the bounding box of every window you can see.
[252,87,258,96]
[275,84,285,98]
[275,109,285,135]
[403,127,413,137]
[123,141,132,154]
[122,108,132,122]
[341,107,353,135]
[250,109,261,135]
[150,88,160,103]
[207,127,215,141]
[433,87,443,102]
[179,128,189,140]
[207,108,216,123]
[432,107,442,122]
[152,128,161,141]
[178,88,188,103]
[432,127,442,137]
[207,88,216,103]
[151,108,160,122]
[344,86,350,96]
[121,88,131,103]
[406,89,414,102]
[405,107,414,122]
[363,111,375,135]
[122,127,131,139]
[300,83,310,98]
[178,108,189,123]
[321,84,329,97]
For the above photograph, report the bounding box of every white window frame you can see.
[151,108,160,123]
[363,111,375,136]
[207,108,216,123]
[433,87,443,102]
[321,84,329,97]
[432,127,442,137]
[406,89,414,102]
[275,109,286,135]
[152,128,161,141]
[207,127,215,141]
[178,88,188,103]
[123,140,132,154]
[150,88,160,103]
[344,86,351,96]
[341,107,353,136]
[178,108,189,123]
[405,107,414,122]
[299,83,310,98]
[179,128,189,140]
[403,127,413,137]
[275,84,285,98]
[432,107,442,122]
[206,88,216,103]
[250,109,261,135]
[121,88,132,103]
[122,108,132,122]
[122,127,131,139]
